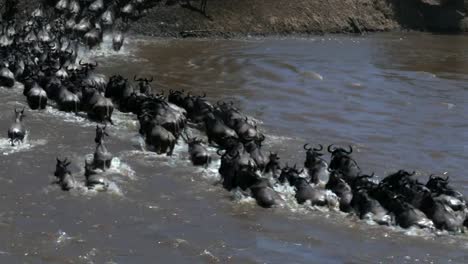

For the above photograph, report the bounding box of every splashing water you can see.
[77,34,143,63]
[0,134,47,156]
[43,107,93,127]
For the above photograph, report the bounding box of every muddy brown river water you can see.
[0,33,468,263]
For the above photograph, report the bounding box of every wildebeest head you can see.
[426,174,449,192]
[54,157,71,179]
[304,144,324,167]
[168,89,185,106]
[134,75,153,94]
[328,144,352,158]
[79,59,98,74]
[351,172,377,190]
[327,144,361,180]
[380,170,416,190]
[426,174,463,200]
[13,107,26,122]
[278,164,304,185]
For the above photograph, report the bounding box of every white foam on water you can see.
[0,134,47,156]
[55,230,73,246]
[77,34,145,63]
[231,188,256,205]
[43,106,93,127]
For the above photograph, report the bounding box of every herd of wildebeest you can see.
[1,0,468,235]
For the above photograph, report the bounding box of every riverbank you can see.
[2,0,467,37]
[129,0,400,37]
[128,0,468,37]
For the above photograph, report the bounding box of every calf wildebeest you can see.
[8,107,26,146]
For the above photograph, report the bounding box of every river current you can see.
[0,33,468,263]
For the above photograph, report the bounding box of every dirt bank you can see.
[2,0,468,36]
[129,0,400,37]
[128,0,468,37]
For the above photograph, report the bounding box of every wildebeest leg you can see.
[105,159,112,170]
[201,0,207,14]
[168,142,175,156]
[106,115,114,125]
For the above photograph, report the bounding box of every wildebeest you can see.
[0,64,15,87]
[328,144,361,180]
[264,152,281,179]
[24,81,48,110]
[82,85,114,124]
[8,107,26,146]
[134,75,153,95]
[54,157,76,191]
[182,134,211,167]
[112,32,124,51]
[93,125,113,170]
[325,170,353,212]
[84,159,109,190]
[303,144,328,184]
[249,178,280,208]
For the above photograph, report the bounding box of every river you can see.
[0,33,467,263]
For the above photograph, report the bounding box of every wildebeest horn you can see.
[304,143,312,151]
[79,59,85,65]
[327,144,335,153]
[345,145,353,154]
[216,149,225,156]
[134,75,143,82]
[313,144,323,152]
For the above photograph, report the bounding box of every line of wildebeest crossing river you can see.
[1,0,468,239]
